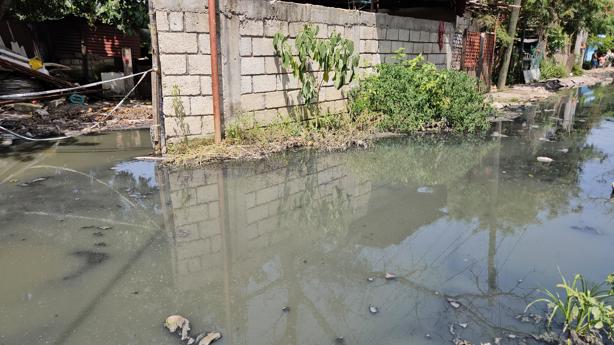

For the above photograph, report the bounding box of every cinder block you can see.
[165,116,201,136]
[184,12,209,32]
[430,32,438,42]
[240,56,265,75]
[158,32,198,53]
[162,75,201,96]
[264,91,287,108]
[168,12,183,31]
[241,76,252,94]
[202,115,214,134]
[201,76,212,95]
[264,20,289,37]
[198,34,211,54]
[289,22,307,37]
[188,54,212,75]
[252,37,275,56]
[386,28,399,40]
[240,93,266,111]
[156,11,170,31]
[191,96,213,115]
[240,20,264,36]
[410,30,420,42]
[379,40,392,54]
[240,37,252,56]
[162,95,191,116]
[399,29,410,41]
[160,54,186,75]
[264,56,281,74]
[420,31,430,42]
[360,40,378,53]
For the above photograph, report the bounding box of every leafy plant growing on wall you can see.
[273,24,359,105]
[171,85,189,145]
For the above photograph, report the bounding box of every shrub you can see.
[540,59,567,79]
[572,64,584,76]
[348,54,491,133]
[526,273,614,343]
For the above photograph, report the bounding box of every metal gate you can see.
[452,30,496,92]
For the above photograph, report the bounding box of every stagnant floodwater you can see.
[1,84,613,345]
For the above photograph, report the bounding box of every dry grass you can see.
[165,112,382,167]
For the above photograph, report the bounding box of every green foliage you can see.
[8,0,148,32]
[572,64,584,76]
[273,24,359,104]
[540,59,567,79]
[526,273,614,342]
[348,52,491,133]
[547,25,569,54]
[588,34,614,53]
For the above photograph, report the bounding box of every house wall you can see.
[152,0,454,141]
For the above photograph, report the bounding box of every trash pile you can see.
[0,98,153,142]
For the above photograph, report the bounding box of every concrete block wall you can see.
[153,0,454,140]
[154,5,215,141]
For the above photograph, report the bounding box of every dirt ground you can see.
[0,99,153,140]
[488,67,614,109]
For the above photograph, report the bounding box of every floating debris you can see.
[425,333,432,339]
[367,276,375,282]
[368,305,379,314]
[507,334,517,339]
[458,323,468,329]
[417,186,434,193]
[197,332,222,345]
[335,336,345,344]
[449,323,456,335]
[558,148,569,153]
[97,226,112,230]
[570,225,602,235]
[494,337,501,345]
[537,156,554,163]
[165,315,191,341]
[447,298,461,309]
[92,231,104,237]
[384,272,397,280]
[281,306,290,312]
[453,338,472,345]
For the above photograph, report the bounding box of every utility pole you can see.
[496,0,522,90]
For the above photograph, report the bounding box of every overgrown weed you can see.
[166,111,382,167]
[526,272,614,344]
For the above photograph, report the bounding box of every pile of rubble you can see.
[0,98,153,142]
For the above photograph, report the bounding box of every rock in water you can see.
[537,156,554,163]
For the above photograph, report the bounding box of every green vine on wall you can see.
[273,24,359,104]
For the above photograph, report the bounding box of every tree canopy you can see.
[1,0,148,32]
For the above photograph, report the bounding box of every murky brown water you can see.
[1,84,613,345]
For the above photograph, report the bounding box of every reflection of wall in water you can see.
[158,155,373,293]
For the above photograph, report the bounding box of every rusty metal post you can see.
[208,0,223,144]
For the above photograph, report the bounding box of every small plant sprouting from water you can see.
[525,272,614,343]
[171,85,189,145]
